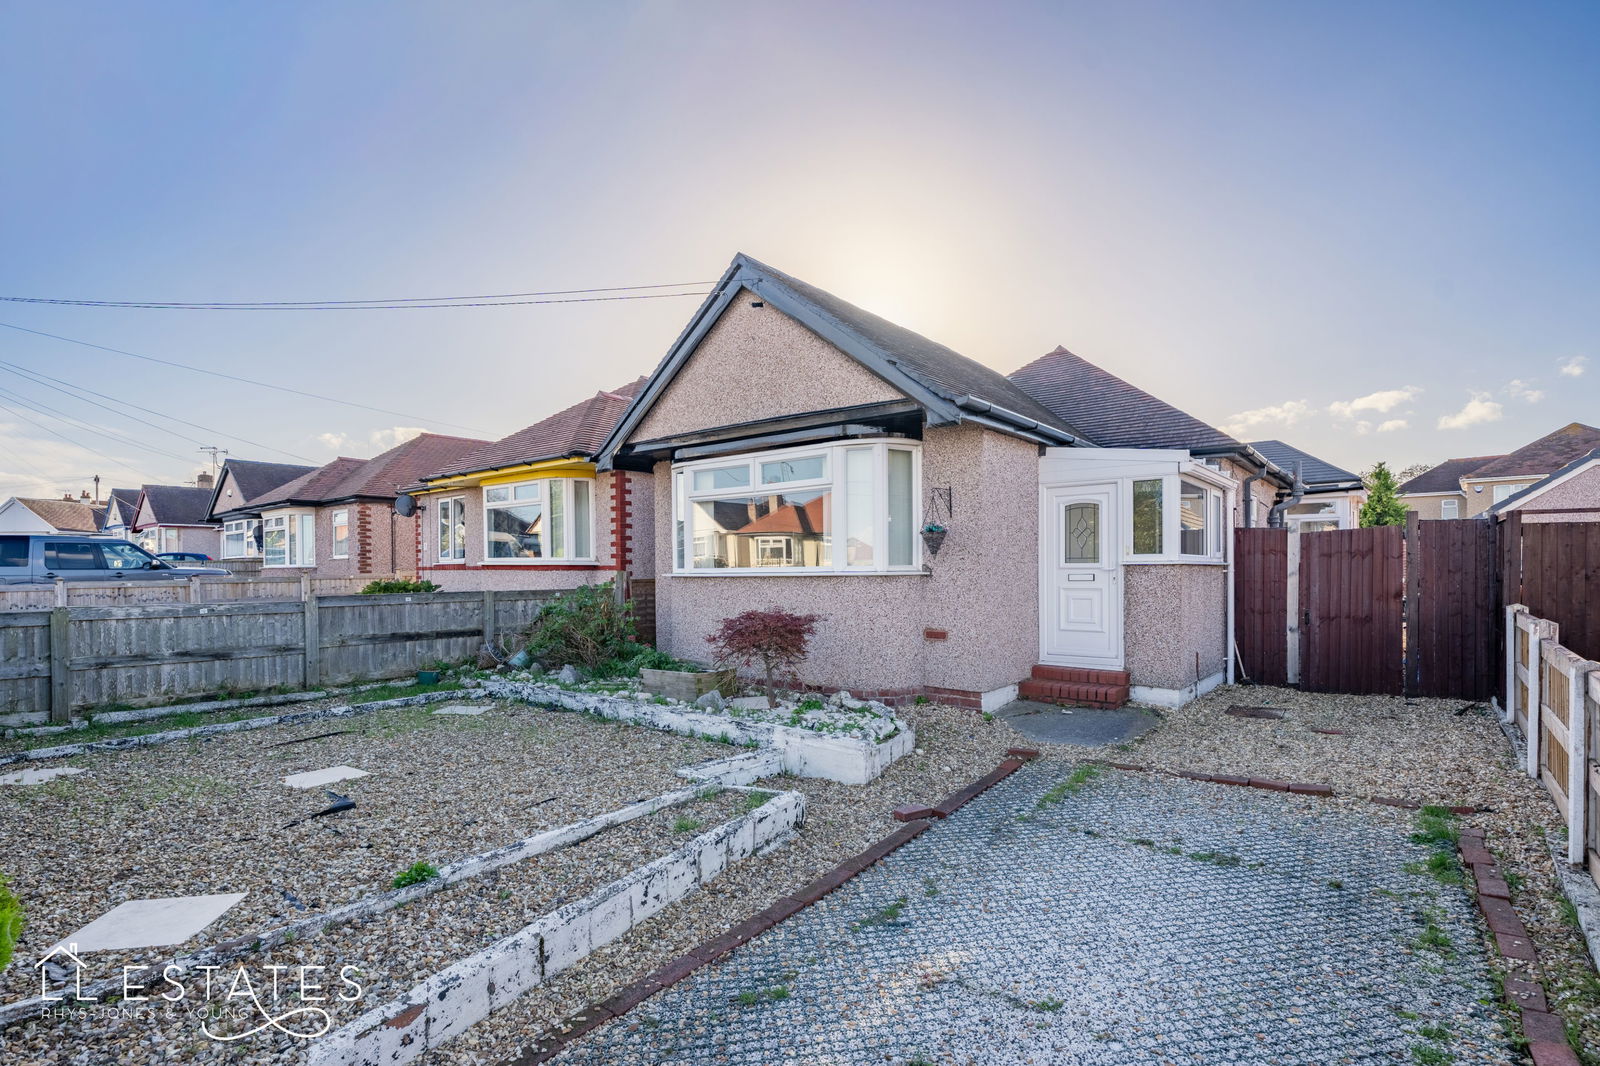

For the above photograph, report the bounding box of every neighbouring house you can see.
[131,476,221,557]
[98,487,142,539]
[0,494,104,534]
[596,254,1299,711]
[1396,455,1505,520]
[243,433,488,579]
[1488,445,1600,522]
[205,458,318,561]
[406,381,648,592]
[1246,440,1366,531]
[1398,423,1600,520]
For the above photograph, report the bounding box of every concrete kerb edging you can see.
[0,763,744,1031]
[509,753,1032,1066]
[0,690,468,769]
[304,786,806,1066]
[481,679,914,785]
[1462,829,1584,1066]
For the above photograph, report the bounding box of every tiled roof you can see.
[1007,347,1239,451]
[1397,455,1503,495]
[225,459,317,502]
[1246,440,1363,490]
[248,433,489,508]
[1466,423,1600,480]
[13,497,101,533]
[102,488,140,528]
[427,381,645,481]
[1488,447,1600,514]
[138,485,215,526]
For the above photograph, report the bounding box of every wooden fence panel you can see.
[0,613,50,717]
[1232,528,1287,685]
[1520,522,1600,662]
[1408,518,1500,699]
[1299,526,1405,695]
[630,578,658,649]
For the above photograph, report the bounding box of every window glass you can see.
[45,542,102,570]
[1440,498,1460,519]
[548,480,565,559]
[572,480,592,559]
[1209,492,1224,550]
[488,501,542,559]
[673,472,686,570]
[886,448,914,567]
[843,448,874,566]
[1492,483,1524,503]
[484,486,511,504]
[101,542,154,570]
[331,510,350,558]
[1288,500,1336,516]
[1063,502,1099,563]
[438,498,466,561]
[1180,480,1208,556]
[690,491,831,569]
[513,482,540,501]
[1132,479,1163,555]
[760,455,825,484]
[264,518,286,566]
[692,465,750,492]
[0,536,26,568]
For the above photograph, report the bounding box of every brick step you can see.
[1018,678,1130,710]
[1029,664,1131,687]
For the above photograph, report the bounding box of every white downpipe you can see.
[1225,485,1236,686]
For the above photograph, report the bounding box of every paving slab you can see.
[433,704,490,716]
[282,765,370,789]
[53,893,247,953]
[0,766,86,786]
[993,700,1161,746]
[553,763,1514,1066]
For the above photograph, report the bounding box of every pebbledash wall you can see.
[1506,464,1600,522]
[1123,564,1227,705]
[416,470,652,592]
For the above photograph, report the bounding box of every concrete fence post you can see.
[1527,631,1544,780]
[303,594,322,690]
[1568,665,1591,867]
[1503,603,1525,723]
[53,578,67,608]
[48,607,71,724]
[1284,530,1301,686]
[482,589,497,651]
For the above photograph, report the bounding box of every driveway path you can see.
[551,762,1516,1065]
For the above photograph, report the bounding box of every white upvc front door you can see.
[1040,483,1124,668]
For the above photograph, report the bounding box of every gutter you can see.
[948,395,1085,446]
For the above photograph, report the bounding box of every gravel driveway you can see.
[552,762,1517,1066]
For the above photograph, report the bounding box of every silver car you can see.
[0,534,229,584]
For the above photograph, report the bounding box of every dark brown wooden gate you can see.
[1233,528,1288,685]
[1405,517,1500,699]
[1298,526,1405,695]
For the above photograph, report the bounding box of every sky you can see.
[0,0,1596,499]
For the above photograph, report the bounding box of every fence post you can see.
[482,589,497,651]
[48,607,71,723]
[1568,665,1591,867]
[1285,530,1301,686]
[1403,512,1421,695]
[1503,603,1525,723]
[303,594,322,690]
[53,578,67,608]
[1527,631,1543,779]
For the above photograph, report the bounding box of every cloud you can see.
[1219,399,1310,437]
[316,426,425,455]
[1377,419,1408,433]
[1559,356,1588,378]
[318,432,349,451]
[368,426,426,451]
[1437,392,1504,430]
[1328,386,1422,420]
[1504,379,1544,404]
[1353,421,1373,435]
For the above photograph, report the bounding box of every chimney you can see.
[196,471,215,491]
[80,490,90,500]
[62,493,75,502]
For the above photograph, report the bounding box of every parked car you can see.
[0,534,229,584]
[156,551,213,563]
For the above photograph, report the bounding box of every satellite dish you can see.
[394,494,417,517]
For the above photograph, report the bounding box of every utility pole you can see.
[92,474,101,505]
[198,446,229,473]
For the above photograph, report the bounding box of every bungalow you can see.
[205,458,318,561]
[98,488,142,539]
[1396,455,1504,520]
[243,433,487,579]
[131,478,221,557]
[596,254,1297,711]
[0,495,103,534]
[1246,439,1366,531]
[406,381,647,591]
[1487,445,1600,522]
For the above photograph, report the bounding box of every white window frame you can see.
[481,477,596,564]
[262,511,315,568]
[1440,498,1460,519]
[221,519,260,559]
[671,437,922,576]
[1492,483,1526,504]
[436,496,467,562]
[1123,473,1226,564]
[330,509,350,559]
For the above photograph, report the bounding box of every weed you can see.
[0,874,22,972]
[1032,997,1064,1012]
[1413,918,1455,958]
[1404,851,1464,887]
[1037,764,1102,808]
[914,695,930,705]
[497,889,511,901]
[1503,868,1525,895]
[796,697,824,711]
[981,712,994,722]
[697,785,725,800]
[733,985,791,1006]
[1410,807,1461,850]
[1417,1022,1451,1041]
[1411,1044,1454,1065]
[672,816,705,834]
[850,896,909,932]
[923,877,939,898]
[1328,879,1344,890]
[1130,837,1155,847]
[392,862,441,890]
[1557,896,1581,929]
[1187,851,1244,868]
[741,791,774,812]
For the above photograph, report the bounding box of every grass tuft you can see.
[1037,764,1103,808]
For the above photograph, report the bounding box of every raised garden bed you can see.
[638,666,737,702]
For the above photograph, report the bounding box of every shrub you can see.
[0,874,21,972]
[524,582,639,671]
[706,608,821,707]
[360,578,440,595]
[391,861,440,890]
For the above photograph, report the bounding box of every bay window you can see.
[263,512,315,567]
[221,519,260,559]
[1126,474,1225,562]
[331,510,349,559]
[436,497,466,562]
[483,478,595,562]
[672,439,920,574]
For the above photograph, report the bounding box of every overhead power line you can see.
[0,281,714,311]
[0,398,153,480]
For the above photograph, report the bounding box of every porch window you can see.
[222,519,260,559]
[437,497,466,561]
[483,478,595,562]
[330,510,350,559]
[263,513,315,567]
[1131,479,1163,555]
[672,439,920,575]
[1120,472,1228,563]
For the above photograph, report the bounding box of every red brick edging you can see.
[503,754,1034,1065]
[1098,759,1478,814]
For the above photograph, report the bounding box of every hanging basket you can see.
[921,527,948,556]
